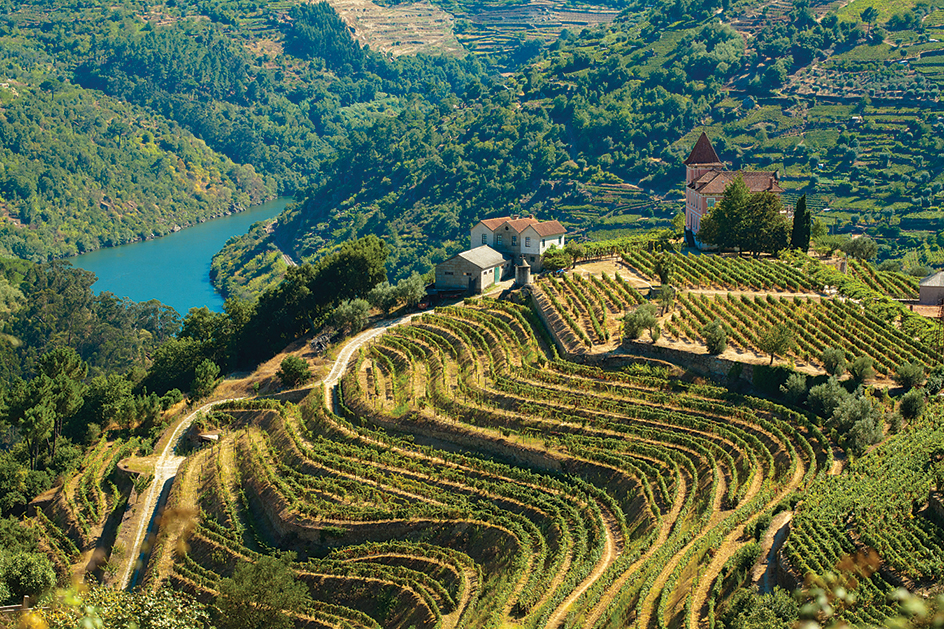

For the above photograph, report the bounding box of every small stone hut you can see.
[435,245,508,294]
[919,271,944,305]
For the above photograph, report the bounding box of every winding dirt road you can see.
[119,310,427,590]
[118,398,242,589]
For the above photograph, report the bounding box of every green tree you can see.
[820,347,847,376]
[623,304,659,340]
[894,360,925,390]
[658,285,676,314]
[699,175,752,250]
[564,241,586,266]
[395,272,427,309]
[367,281,398,315]
[780,373,808,405]
[832,393,883,455]
[701,318,728,355]
[216,555,311,629]
[899,388,926,420]
[0,551,56,604]
[861,6,879,35]
[19,403,55,471]
[191,359,220,400]
[654,253,675,286]
[541,246,572,272]
[790,194,811,250]
[841,236,878,260]
[699,176,789,254]
[332,299,371,334]
[808,376,850,419]
[276,356,312,389]
[35,347,88,459]
[743,192,790,255]
[849,356,876,384]
[758,323,794,365]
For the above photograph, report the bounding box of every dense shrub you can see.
[701,318,727,355]
[780,373,807,405]
[899,388,926,420]
[849,356,875,383]
[894,360,926,390]
[820,347,847,376]
[808,377,849,419]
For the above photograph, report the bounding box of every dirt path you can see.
[829,449,847,475]
[544,504,622,629]
[582,471,689,628]
[117,398,242,589]
[753,511,793,594]
[687,461,804,629]
[324,311,428,390]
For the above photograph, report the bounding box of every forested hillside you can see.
[212,0,944,295]
[0,59,269,260]
[0,0,485,261]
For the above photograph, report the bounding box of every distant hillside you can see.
[0,72,269,260]
[0,0,486,261]
[211,0,944,297]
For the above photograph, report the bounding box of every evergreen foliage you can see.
[790,194,811,251]
[820,347,847,377]
[276,356,313,389]
[894,360,926,390]
[701,318,728,355]
[757,322,794,365]
[699,176,790,255]
[216,555,311,629]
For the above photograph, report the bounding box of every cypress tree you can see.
[791,194,811,251]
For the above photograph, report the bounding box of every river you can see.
[70,197,292,315]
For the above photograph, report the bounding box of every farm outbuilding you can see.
[919,271,944,305]
[435,245,509,294]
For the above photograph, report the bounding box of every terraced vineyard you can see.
[148,298,848,628]
[620,250,818,293]
[848,259,920,300]
[782,411,944,626]
[662,293,939,376]
[28,438,147,580]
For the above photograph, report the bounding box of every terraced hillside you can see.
[533,250,936,377]
[27,437,148,582]
[146,298,850,627]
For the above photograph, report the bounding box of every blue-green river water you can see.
[70,197,292,315]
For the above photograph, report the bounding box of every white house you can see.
[469,215,566,272]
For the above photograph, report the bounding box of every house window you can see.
[558,237,562,244]
[707,198,716,208]
[525,236,531,247]
[444,271,454,275]
[541,239,545,247]
[496,234,503,246]
[481,233,487,245]
[530,256,535,262]
[512,235,517,246]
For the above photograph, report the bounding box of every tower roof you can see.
[684,132,722,166]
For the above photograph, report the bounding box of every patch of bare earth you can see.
[322,0,465,56]
[214,334,331,399]
[751,511,793,593]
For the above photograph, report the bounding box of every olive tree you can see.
[276,356,312,389]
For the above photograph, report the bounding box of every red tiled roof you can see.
[689,170,782,195]
[684,132,723,166]
[479,216,513,230]
[503,218,540,232]
[531,220,567,237]
[480,216,567,236]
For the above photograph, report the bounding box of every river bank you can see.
[70,197,293,315]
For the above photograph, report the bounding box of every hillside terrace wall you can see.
[527,287,755,385]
